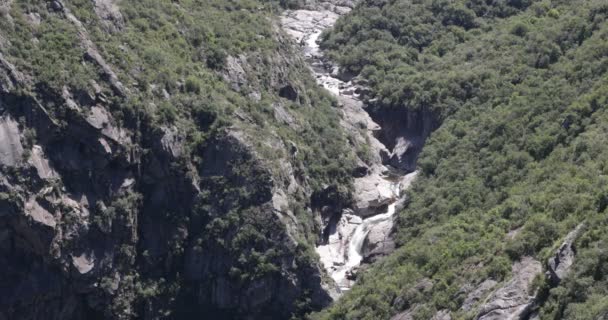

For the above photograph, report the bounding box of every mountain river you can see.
[281,3,417,292]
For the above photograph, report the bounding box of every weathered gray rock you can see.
[24,197,56,228]
[273,103,298,128]
[28,145,57,180]
[222,55,249,92]
[0,52,26,92]
[362,218,394,262]
[353,173,395,217]
[316,211,362,277]
[54,0,128,96]
[546,223,585,285]
[477,257,542,320]
[25,12,41,26]
[432,310,452,320]
[391,310,414,320]
[160,126,184,159]
[71,253,95,274]
[0,115,23,167]
[462,279,498,311]
[86,106,131,146]
[93,0,124,33]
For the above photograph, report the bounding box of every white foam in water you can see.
[282,7,419,292]
[331,182,400,290]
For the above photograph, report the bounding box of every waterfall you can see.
[281,4,419,292]
[331,180,402,290]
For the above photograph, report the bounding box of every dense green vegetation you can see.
[315,0,608,319]
[1,0,356,190]
[1,0,357,318]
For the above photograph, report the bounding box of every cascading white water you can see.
[331,182,401,289]
[282,5,420,292]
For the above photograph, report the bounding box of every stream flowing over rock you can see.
[282,1,420,292]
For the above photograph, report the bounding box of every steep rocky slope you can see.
[0,0,368,319]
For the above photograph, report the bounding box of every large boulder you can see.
[353,173,395,217]
[362,218,394,262]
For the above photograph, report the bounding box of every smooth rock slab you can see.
[353,173,395,217]
[476,257,542,320]
[0,115,23,167]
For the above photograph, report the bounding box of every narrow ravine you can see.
[281,2,419,292]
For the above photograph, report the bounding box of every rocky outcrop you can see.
[476,257,542,320]
[316,212,362,275]
[546,223,585,285]
[92,0,124,33]
[367,105,439,173]
[361,218,394,262]
[0,52,26,93]
[52,0,128,96]
[0,115,23,166]
[353,172,395,217]
[279,84,299,101]
[432,310,452,320]
[462,279,498,312]
[222,55,249,92]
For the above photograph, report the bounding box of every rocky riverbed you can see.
[281,1,419,291]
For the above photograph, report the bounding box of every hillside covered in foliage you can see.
[315,0,608,319]
[0,0,359,319]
